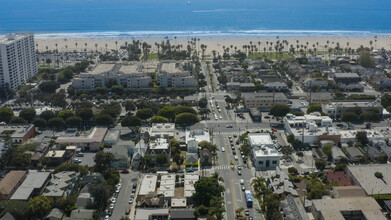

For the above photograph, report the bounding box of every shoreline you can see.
[34,35,391,54]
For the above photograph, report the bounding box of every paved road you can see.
[109,172,139,220]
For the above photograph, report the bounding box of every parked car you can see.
[121,169,129,174]
[125,209,130,215]
[128,198,133,204]
[245,210,250,216]
[238,170,242,175]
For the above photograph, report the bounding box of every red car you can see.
[121,169,129,174]
[271,127,277,132]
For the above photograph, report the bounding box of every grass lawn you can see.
[146,53,159,60]
[251,52,294,60]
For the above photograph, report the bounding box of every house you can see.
[138,175,157,196]
[132,139,147,170]
[266,168,297,196]
[43,171,80,200]
[44,150,67,166]
[104,145,130,169]
[77,185,94,208]
[1,213,15,220]
[185,123,210,144]
[56,127,108,151]
[311,197,386,220]
[11,171,51,201]
[103,129,119,146]
[280,195,309,220]
[137,196,165,208]
[185,153,198,165]
[200,148,212,167]
[70,209,94,220]
[170,209,195,220]
[331,146,347,163]
[0,124,36,144]
[157,174,175,199]
[248,133,275,148]
[324,170,352,187]
[187,140,198,153]
[45,208,64,220]
[363,147,384,160]
[333,73,363,92]
[345,147,364,162]
[302,78,329,91]
[307,92,333,104]
[264,81,288,92]
[148,138,171,164]
[0,170,27,200]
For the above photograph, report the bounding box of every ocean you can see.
[1,0,391,38]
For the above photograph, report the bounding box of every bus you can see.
[244,190,253,208]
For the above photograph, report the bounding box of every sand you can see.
[35,35,391,54]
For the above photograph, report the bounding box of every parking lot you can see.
[78,152,96,167]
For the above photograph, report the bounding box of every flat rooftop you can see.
[158,174,175,198]
[161,63,181,73]
[0,34,32,44]
[312,197,386,220]
[89,64,115,74]
[243,92,287,100]
[184,174,198,198]
[334,72,360,78]
[347,164,391,195]
[138,175,157,196]
[0,124,34,138]
[57,127,108,144]
[11,171,51,200]
[248,133,274,147]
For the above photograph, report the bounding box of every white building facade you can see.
[0,34,38,92]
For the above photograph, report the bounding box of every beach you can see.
[35,35,391,55]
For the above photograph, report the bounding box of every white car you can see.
[111,198,116,203]
[115,188,120,193]
[222,147,225,152]
[109,203,114,210]
[235,156,238,160]
[240,179,244,185]
[104,215,109,220]
[219,115,222,119]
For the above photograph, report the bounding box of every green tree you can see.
[33,118,47,129]
[58,110,76,120]
[347,107,362,116]
[270,104,290,117]
[94,151,115,172]
[306,104,322,114]
[0,200,29,220]
[121,115,141,127]
[192,177,224,206]
[150,116,169,123]
[88,177,110,210]
[28,195,53,219]
[174,106,197,115]
[175,112,199,125]
[359,111,380,122]
[198,97,208,108]
[281,145,293,155]
[315,159,326,171]
[287,134,295,143]
[322,144,332,160]
[77,108,93,121]
[0,107,14,123]
[54,196,76,216]
[11,152,31,168]
[158,106,176,121]
[95,86,108,95]
[19,108,36,122]
[375,171,383,179]
[240,143,252,156]
[356,131,369,145]
[263,193,282,220]
[169,138,181,156]
[288,167,299,175]
[48,117,65,129]
[341,112,359,122]
[381,94,391,108]
[40,110,56,121]
[136,108,154,120]
[111,85,124,95]
[10,117,27,124]
[156,154,168,166]
[358,50,375,68]
[66,116,82,127]
[54,163,88,176]
[94,113,114,126]
[39,81,60,93]
[306,181,325,199]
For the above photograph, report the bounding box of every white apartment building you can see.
[248,133,280,170]
[242,92,287,109]
[157,62,195,88]
[72,63,153,90]
[0,34,38,92]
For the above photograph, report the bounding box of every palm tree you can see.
[105,43,108,52]
[95,43,98,53]
[65,45,68,52]
[115,41,118,51]
[199,108,211,119]
[75,42,78,52]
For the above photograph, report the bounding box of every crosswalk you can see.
[214,165,233,170]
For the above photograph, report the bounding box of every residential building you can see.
[322,101,383,119]
[76,186,93,208]
[185,152,198,164]
[11,171,51,201]
[332,146,347,163]
[346,164,391,196]
[302,78,329,91]
[138,175,157,196]
[339,129,384,144]
[324,170,352,187]
[43,171,80,200]
[1,213,15,220]
[311,197,386,220]
[134,208,169,220]
[104,145,130,169]
[0,34,37,92]
[264,81,288,92]
[248,133,275,148]
[333,73,363,92]
[148,123,175,140]
[345,147,364,162]
[242,92,287,109]
[0,124,36,144]
[170,209,195,220]
[226,82,255,92]
[132,139,147,170]
[148,138,171,163]
[307,92,333,104]
[187,140,199,153]
[157,174,175,198]
[56,127,108,151]
[284,112,340,145]
[280,195,309,220]
[103,129,119,146]
[0,170,27,200]
[45,208,64,220]
[184,174,198,199]
[157,62,195,88]
[266,168,297,196]
[200,148,212,167]
[185,123,210,144]
[333,186,366,198]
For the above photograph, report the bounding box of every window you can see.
[259,161,263,165]
[272,160,277,164]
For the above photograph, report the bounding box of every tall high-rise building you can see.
[0,33,37,93]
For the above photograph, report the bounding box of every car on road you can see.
[235,156,238,160]
[130,192,135,198]
[219,115,222,119]
[245,210,250,216]
[120,169,129,174]
[111,198,116,203]
[247,216,253,220]
[107,209,112,216]
[221,147,225,152]
[226,124,233,128]
[240,179,244,185]
[264,116,270,119]
[125,208,130,215]
[237,170,242,175]
[109,203,114,210]
[129,198,133,204]
[104,215,109,220]
[72,159,81,163]
[230,142,234,146]
[232,150,236,155]
[115,188,120,193]
[237,165,242,170]
[242,186,245,191]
